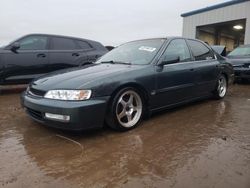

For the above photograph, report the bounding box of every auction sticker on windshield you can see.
[139,46,156,52]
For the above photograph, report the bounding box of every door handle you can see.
[37,53,46,58]
[72,53,80,57]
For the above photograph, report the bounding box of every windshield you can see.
[228,46,250,56]
[96,39,165,65]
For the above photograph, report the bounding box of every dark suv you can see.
[0,34,108,85]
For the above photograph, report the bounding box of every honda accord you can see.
[21,37,234,131]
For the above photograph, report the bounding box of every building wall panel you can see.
[182,1,250,44]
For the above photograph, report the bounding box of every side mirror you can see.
[10,42,20,52]
[159,55,180,66]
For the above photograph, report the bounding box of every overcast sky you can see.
[0,0,228,46]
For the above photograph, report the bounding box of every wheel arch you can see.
[221,72,229,84]
[109,82,150,105]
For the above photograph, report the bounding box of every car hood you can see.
[226,56,250,67]
[31,63,142,91]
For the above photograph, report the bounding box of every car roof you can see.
[22,33,102,45]
[126,37,205,44]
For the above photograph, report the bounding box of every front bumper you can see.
[21,92,110,131]
[234,68,250,80]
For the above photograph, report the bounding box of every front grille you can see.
[28,87,46,97]
[26,108,43,120]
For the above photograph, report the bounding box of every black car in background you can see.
[0,34,108,85]
[21,37,234,131]
[226,45,250,82]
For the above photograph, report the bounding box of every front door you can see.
[3,35,49,84]
[154,39,196,108]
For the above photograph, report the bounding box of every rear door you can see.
[3,35,49,84]
[48,37,88,71]
[75,40,95,64]
[154,39,196,108]
[186,39,220,96]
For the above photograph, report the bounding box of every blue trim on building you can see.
[181,0,249,17]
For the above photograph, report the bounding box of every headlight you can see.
[44,90,92,101]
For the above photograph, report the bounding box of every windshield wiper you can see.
[100,60,131,65]
[100,60,115,64]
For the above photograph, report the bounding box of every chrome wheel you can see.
[116,90,142,128]
[217,76,227,98]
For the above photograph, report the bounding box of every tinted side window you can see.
[76,40,92,50]
[18,36,47,50]
[187,40,214,61]
[51,37,77,50]
[162,39,191,62]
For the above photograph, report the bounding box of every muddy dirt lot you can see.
[0,84,250,188]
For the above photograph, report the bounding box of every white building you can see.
[181,0,250,51]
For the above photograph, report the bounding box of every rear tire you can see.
[106,87,144,131]
[214,74,227,99]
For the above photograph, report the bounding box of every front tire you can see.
[214,74,227,99]
[106,88,144,131]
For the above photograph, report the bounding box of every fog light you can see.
[45,113,70,122]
